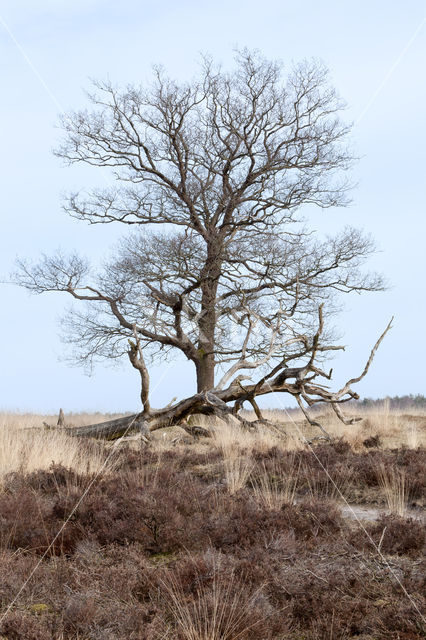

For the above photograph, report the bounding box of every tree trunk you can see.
[196,239,222,391]
[196,356,215,393]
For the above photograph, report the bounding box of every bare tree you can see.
[15,50,388,438]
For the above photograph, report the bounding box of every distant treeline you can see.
[280,394,426,414]
[353,394,426,410]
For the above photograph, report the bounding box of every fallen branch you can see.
[61,317,392,440]
[65,414,148,440]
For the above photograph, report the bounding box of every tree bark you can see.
[195,357,215,393]
[127,335,151,413]
[66,414,149,440]
[196,240,222,391]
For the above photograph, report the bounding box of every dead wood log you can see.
[65,414,149,440]
[64,392,262,440]
[43,408,66,430]
[62,392,234,440]
[61,318,391,441]
[180,423,212,439]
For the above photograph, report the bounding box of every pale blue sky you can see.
[0,1,425,412]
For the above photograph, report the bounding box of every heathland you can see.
[0,402,424,639]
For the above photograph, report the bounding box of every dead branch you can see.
[62,317,392,440]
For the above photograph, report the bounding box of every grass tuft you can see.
[376,462,408,516]
[160,556,266,640]
[251,459,299,510]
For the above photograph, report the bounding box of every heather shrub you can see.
[157,550,287,640]
[351,514,425,558]
[351,448,425,497]
[0,445,424,639]
[3,464,82,495]
[0,485,82,555]
[241,443,425,500]
[393,447,426,499]
[0,612,54,640]
[203,495,343,552]
[74,468,215,553]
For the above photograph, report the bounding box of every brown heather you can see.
[0,409,424,638]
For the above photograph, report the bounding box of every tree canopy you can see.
[16,50,388,438]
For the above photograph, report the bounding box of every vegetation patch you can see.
[0,430,424,639]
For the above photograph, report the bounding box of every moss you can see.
[29,603,51,614]
[149,551,177,565]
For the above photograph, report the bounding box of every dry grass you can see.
[220,404,425,454]
[406,424,420,448]
[0,411,125,430]
[212,420,288,494]
[212,422,260,494]
[222,455,253,495]
[1,405,424,487]
[243,404,426,450]
[376,462,408,517]
[252,458,299,510]
[161,558,265,640]
[0,413,116,484]
[212,419,280,454]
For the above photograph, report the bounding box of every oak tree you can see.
[16,50,388,438]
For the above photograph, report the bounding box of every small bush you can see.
[351,514,425,558]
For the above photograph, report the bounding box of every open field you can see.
[0,407,424,638]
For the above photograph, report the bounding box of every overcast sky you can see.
[0,1,425,413]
